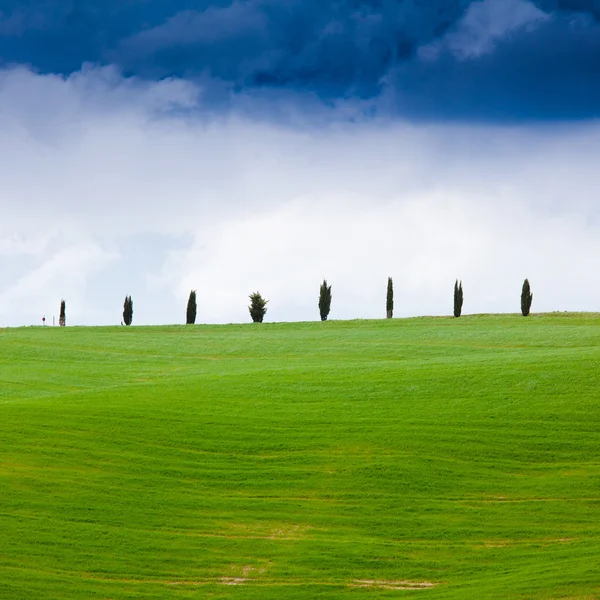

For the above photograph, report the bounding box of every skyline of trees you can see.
[59,300,66,327]
[319,280,332,321]
[521,279,533,317]
[123,296,133,326]
[30,279,542,326]
[454,280,464,318]
[186,290,197,325]
[249,292,268,323]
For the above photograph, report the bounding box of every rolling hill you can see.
[1,315,599,598]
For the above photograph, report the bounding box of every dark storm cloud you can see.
[1,0,600,119]
[390,13,600,120]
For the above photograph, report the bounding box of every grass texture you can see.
[1,314,599,599]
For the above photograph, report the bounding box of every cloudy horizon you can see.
[2,0,600,327]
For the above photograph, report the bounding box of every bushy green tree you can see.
[318,280,332,321]
[453,280,463,318]
[186,290,197,325]
[249,292,268,323]
[386,277,393,319]
[521,279,533,317]
[59,299,66,327]
[123,295,133,326]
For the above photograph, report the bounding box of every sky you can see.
[2,0,600,326]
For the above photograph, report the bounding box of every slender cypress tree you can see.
[249,292,268,323]
[123,295,133,326]
[186,290,197,324]
[521,279,533,317]
[453,280,463,318]
[59,299,66,327]
[386,277,394,319]
[318,280,332,321]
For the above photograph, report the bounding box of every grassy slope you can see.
[0,314,599,599]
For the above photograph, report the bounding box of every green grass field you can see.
[1,314,599,599]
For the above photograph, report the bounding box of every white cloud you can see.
[0,237,116,326]
[120,2,269,57]
[1,66,600,326]
[164,187,600,324]
[419,0,549,60]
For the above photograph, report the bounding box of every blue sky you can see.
[2,1,600,325]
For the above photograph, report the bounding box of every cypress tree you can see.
[186,290,197,324]
[318,280,332,321]
[521,279,533,317]
[59,299,66,327]
[249,292,268,323]
[453,280,463,318]
[123,295,133,326]
[386,277,393,319]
